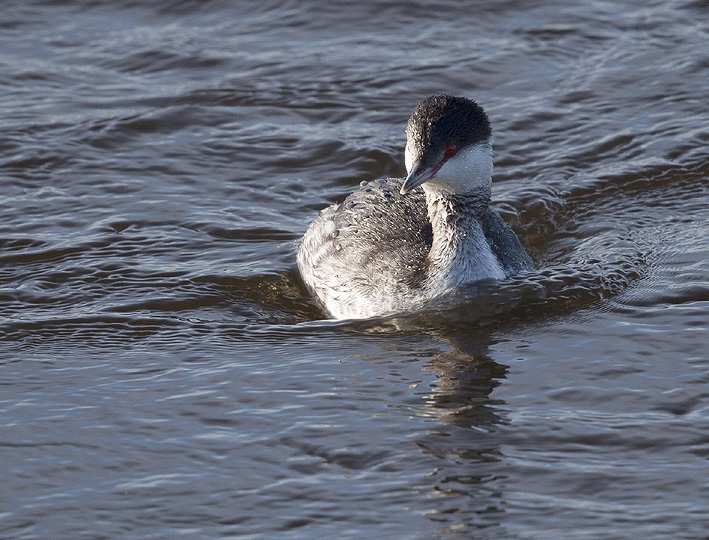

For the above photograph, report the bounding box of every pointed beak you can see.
[399,161,443,195]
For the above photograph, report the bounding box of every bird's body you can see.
[298,95,534,319]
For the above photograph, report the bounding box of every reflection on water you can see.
[425,347,506,427]
[350,331,510,537]
[419,342,508,535]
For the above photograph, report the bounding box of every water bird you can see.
[298,95,534,319]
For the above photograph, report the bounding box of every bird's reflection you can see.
[415,331,509,536]
[422,340,507,429]
[353,309,513,535]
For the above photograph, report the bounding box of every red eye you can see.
[445,145,458,158]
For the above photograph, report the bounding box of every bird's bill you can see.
[399,161,442,195]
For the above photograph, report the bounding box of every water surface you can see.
[1,1,708,538]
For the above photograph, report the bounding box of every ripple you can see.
[1,1,709,539]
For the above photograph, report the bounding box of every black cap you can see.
[405,95,491,167]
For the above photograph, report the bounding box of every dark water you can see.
[2,0,708,538]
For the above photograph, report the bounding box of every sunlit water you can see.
[2,1,708,538]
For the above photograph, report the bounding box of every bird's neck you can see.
[423,186,503,291]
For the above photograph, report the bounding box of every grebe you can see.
[298,95,534,319]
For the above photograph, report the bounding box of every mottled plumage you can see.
[298,95,534,319]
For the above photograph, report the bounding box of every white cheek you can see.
[404,144,413,174]
[433,143,493,194]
